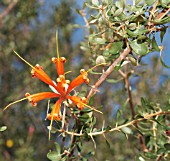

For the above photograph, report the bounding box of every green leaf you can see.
[104,0,113,5]
[164,143,170,150]
[145,152,157,159]
[118,12,127,21]
[130,40,149,55]
[75,9,82,15]
[84,151,95,158]
[47,151,61,161]
[160,57,170,68]
[78,114,90,122]
[145,0,156,6]
[135,114,144,120]
[109,41,123,55]
[157,148,166,154]
[160,0,170,5]
[92,0,99,6]
[127,29,148,38]
[146,104,154,110]
[114,61,122,71]
[127,23,136,30]
[138,156,145,161]
[54,142,61,154]
[140,97,148,107]
[89,19,98,24]
[135,0,142,5]
[103,50,110,56]
[144,135,151,145]
[152,36,160,51]
[91,116,96,126]
[85,3,98,9]
[114,8,122,16]
[132,123,144,136]
[47,126,58,134]
[152,16,170,25]
[88,94,95,106]
[77,143,81,152]
[105,138,111,149]
[105,125,112,131]
[115,0,125,9]
[0,126,7,132]
[128,56,138,66]
[116,109,121,123]
[160,27,167,42]
[89,70,102,75]
[93,37,106,44]
[106,78,123,83]
[121,127,133,135]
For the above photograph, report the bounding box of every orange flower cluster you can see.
[4,32,103,138]
[24,55,90,121]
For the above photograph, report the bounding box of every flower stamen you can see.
[3,97,28,111]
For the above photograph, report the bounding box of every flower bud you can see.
[96,55,105,65]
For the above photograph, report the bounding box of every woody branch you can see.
[87,47,131,99]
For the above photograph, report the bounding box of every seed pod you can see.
[96,55,106,65]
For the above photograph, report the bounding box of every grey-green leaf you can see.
[160,57,170,68]
[130,40,149,55]
[145,0,156,6]
[54,142,61,154]
[47,151,61,161]
[106,78,123,83]
[0,126,7,132]
[152,36,160,51]
[160,0,170,5]
[135,0,142,5]
[160,27,167,42]
[93,37,106,44]
[92,0,99,6]
[164,143,170,150]
[121,127,133,134]
[127,29,148,38]
[127,23,137,30]
[109,41,123,55]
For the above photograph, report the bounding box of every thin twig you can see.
[87,47,131,99]
[57,111,170,137]
[148,0,159,24]
[0,0,18,19]
[119,69,147,151]
[79,9,90,28]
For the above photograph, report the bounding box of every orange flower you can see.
[4,32,103,139]
[4,51,94,119]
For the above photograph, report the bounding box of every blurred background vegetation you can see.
[0,0,170,160]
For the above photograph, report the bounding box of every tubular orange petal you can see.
[31,64,56,87]
[52,57,66,76]
[47,98,63,121]
[67,95,87,110]
[25,92,61,106]
[66,69,89,94]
